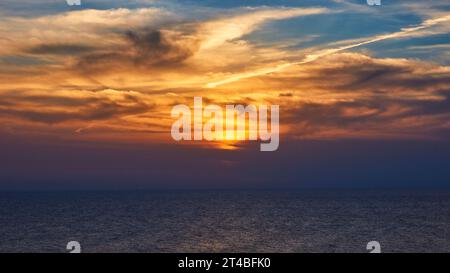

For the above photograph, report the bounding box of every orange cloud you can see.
[0,8,450,149]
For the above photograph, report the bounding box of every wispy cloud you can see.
[206,14,450,88]
[197,7,330,50]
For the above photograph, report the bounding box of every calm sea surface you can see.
[0,190,449,252]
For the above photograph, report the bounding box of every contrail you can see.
[206,14,450,88]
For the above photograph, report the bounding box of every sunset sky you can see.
[1,0,450,189]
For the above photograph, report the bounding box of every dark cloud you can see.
[273,54,450,138]
[337,65,450,93]
[284,95,450,139]
[262,55,450,96]
[0,92,152,124]
[279,92,293,97]
[27,43,97,56]
[126,30,197,65]
[0,55,52,66]
[76,30,199,73]
[1,93,99,107]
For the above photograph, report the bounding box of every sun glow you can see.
[171,97,280,151]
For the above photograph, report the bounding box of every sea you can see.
[0,189,449,253]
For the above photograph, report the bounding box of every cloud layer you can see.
[0,3,449,148]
